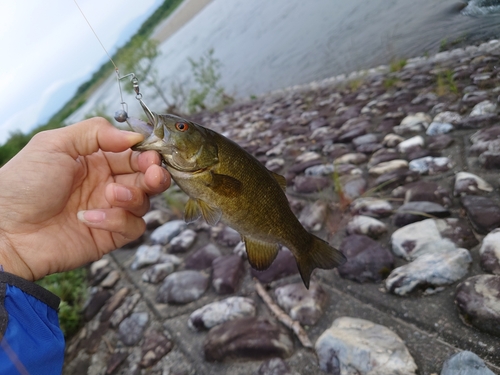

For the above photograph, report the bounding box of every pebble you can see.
[393,201,450,227]
[100,270,120,289]
[143,209,170,230]
[204,317,293,362]
[251,249,299,283]
[345,215,387,238]
[156,270,210,304]
[304,163,335,176]
[334,152,367,165]
[212,254,245,294]
[338,234,394,283]
[441,351,496,375]
[140,331,174,368]
[215,226,241,247]
[293,175,330,193]
[168,229,197,253]
[350,197,393,218]
[455,275,500,336]
[100,287,129,322]
[110,293,141,328]
[470,100,497,117]
[275,282,328,326]
[386,244,471,295]
[142,262,175,284]
[298,200,327,231]
[479,229,500,274]
[454,172,493,196]
[150,220,187,245]
[118,312,149,346]
[409,156,453,175]
[83,290,111,321]
[460,195,500,234]
[382,133,405,147]
[188,296,256,331]
[368,148,401,168]
[315,317,418,374]
[397,135,425,154]
[433,111,462,124]
[368,159,408,175]
[426,122,454,135]
[394,112,431,134]
[393,180,451,206]
[258,358,299,375]
[130,244,162,270]
[185,243,222,270]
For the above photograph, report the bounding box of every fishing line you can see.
[73,0,144,122]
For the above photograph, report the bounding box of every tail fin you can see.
[296,235,346,289]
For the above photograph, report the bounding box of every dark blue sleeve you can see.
[0,272,64,375]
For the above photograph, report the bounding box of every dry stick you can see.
[254,278,313,348]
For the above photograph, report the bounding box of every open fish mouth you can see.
[128,100,171,152]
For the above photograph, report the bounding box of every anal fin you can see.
[243,236,279,271]
[184,198,201,223]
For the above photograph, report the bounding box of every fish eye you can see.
[175,122,189,132]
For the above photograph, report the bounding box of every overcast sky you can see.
[0,0,163,144]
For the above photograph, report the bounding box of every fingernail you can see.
[77,210,106,223]
[161,170,169,184]
[114,185,133,201]
[120,130,144,143]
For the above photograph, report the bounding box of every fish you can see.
[130,100,346,288]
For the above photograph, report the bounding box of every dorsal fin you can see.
[270,171,287,192]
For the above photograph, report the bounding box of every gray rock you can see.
[394,112,431,134]
[106,350,129,375]
[188,296,256,331]
[142,262,175,284]
[140,331,174,368]
[130,244,162,270]
[299,200,328,231]
[409,156,453,175]
[143,209,170,230]
[461,195,500,234]
[426,122,454,135]
[204,317,294,362]
[470,100,497,117]
[393,201,450,227]
[345,215,387,238]
[157,270,210,304]
[397,135,425,154]
[440,351,496,375]
[212,254,245,294]
[433,111,462,124]
[386,244,471,295]
[215,226,241,247]
[428,134,454,151]
[275,282,328,326]
[340,175,367,200]
[185,243,222,270]
[382,133,405,148]
[100,270,120,289]
[368,159,408,175]
[293,175,330,193]
[109,293,141,328]
[315,317,417,375]
[479,150,500,169]
[168,229,197,253]
[258,358,299,375]
[393,180,451,206]
[150,220,187,245]
[338,234,394,283]
[455,275,500,336]
[350,197,393,218]
[266,158,285,172]
[391,219,477,260]
[454,172,493,196]
[100,287,129,322]
[118,312,149,346]
[479,229,500,274]
[334,152,367,165]
[304,163,335,176]
[83,290,111,321]
[251,249,299,283]
[368,148,401,168]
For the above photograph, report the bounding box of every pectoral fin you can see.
[243,236,279,271]
[198,199,222,226]
[184,198,201,223]
[270,171,287,192]
[208,172,243,198]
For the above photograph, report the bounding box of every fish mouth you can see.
[128,99,171,152]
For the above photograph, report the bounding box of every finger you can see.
[104,149,162,176]
[104,183,150,217]
[77,208,146,243]
[114,164,171,196]
[35,117,144,158]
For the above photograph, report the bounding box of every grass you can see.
[436,69,458,96]
[37,268,88,338]
[389,58,407,72]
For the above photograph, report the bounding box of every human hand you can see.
[0,117,171,281]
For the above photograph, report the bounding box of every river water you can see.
[68,0,500,121]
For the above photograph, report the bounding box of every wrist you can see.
[0,233,35,281]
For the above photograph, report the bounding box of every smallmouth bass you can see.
[130,101,346,288]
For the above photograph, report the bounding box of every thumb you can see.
[46,117,144,158]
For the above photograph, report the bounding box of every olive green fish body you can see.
[133,112,345,287]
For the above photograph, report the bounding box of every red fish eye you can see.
[175,122,189,132]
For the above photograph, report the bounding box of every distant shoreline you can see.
[152,0,213,43]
